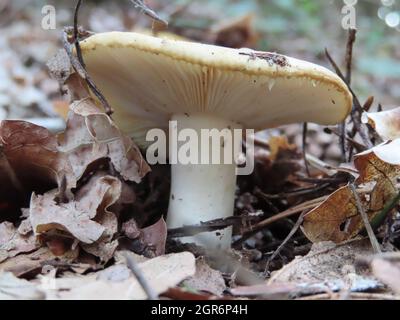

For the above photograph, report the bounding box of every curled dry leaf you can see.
[0,121,75,208]
[303,182,394,243]
[0,221,38,263]
[303,144,399,243]
[0,247,78,278]
[58,99,150,183]
[30,174,121,252]
[362,107,400,141]
[81,240,119,264]
[47,49,73,89]
[302,185,359,243]
[76,173,121,262]
[354,143,400,183]
[30,191,105,245]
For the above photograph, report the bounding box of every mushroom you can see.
[80,32,352,250]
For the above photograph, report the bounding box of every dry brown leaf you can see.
[354,145,400,184]
[0,247,77,278]
[29,191,105,244]
[30,174,121,248]
[302,186,359,243]
[302,182,393,244]
[75,173,121,222]
[47,49,73,87]
[0,121,75,208]
[58,99,150,183]
[77,173,121,262]
[362,107,400,141]
[182,257,226,296]
[0,221,38,262]
[81,240,119,264]
[304,143,400,244]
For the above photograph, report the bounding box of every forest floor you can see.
[0,0,399,300]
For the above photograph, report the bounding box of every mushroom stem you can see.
[167,113,242,250]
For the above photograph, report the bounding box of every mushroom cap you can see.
[80,32,352,147]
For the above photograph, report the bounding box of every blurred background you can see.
[0,0,398,141]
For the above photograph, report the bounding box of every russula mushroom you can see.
[80,32,352,250]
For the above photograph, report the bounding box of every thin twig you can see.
[255,183,331,200]
[325,48,373,150]
[73,0,84,67]
[324,127,367,153]
[130,0,168,26]
[302,123,311,176]
[264,210,307,274]
[63,0,114,115]
[337,29,356,163]
[168,216,255,238]
[363,96,374,112]
[349,184,381,253]
[123,252,159,300]
[345,29,356,85]
[234,196,327,246]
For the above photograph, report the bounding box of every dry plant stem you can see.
[167,216,254,238]
[254,189,280,214]
[130,0,169,26]
[302,122,311,176]
[325,127,366,152]
[363,96,374,112]
[324,48,373,151]
[334,29,349,164]
[123,252,159,300]
[264,210,307,273]
[349,184,381,254]
[345,29,356,85]
[235,196,327,245]
[67,0,114,116]
[256,183,330,200]
[252,136,269,149]
[305,154,358,176]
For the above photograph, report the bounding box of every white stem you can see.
[167,113,242,250]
